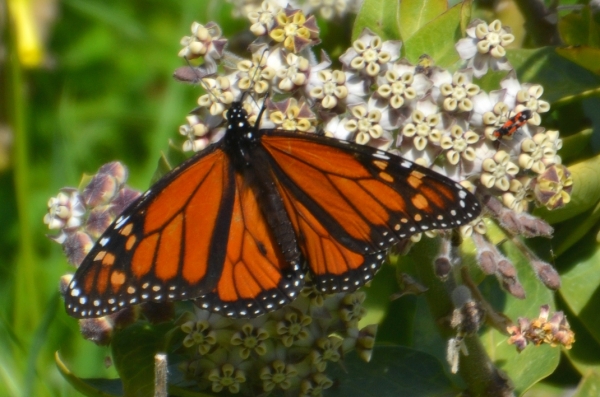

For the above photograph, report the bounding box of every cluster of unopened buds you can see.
[44,0,575,395]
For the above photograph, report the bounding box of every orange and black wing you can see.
[64,145,303,318]
[260,132,481,293]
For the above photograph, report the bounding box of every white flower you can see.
[399,98,444,151]
[275,52,311,92]
[178,22,227,63]
[197,75,237,116]
[248,1,282,36]
[455,19,514,78]
[44,189,86,230]
[432,69,480,113]
[307,69,348,109]
[237,50,276,94]
[440,121,480,165]
[340,28,401,77]
[480,151,520,191]
[374,60,432,109]
[343,102,395,148]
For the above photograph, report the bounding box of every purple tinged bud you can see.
[82,174,118,208]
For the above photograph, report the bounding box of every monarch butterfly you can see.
[493,109,532,139]
[64,99,481,319]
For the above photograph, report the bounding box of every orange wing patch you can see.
[215,174,286,304]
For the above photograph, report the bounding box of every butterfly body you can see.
[65,101,481,319]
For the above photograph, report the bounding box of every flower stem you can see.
[412,238,513,396]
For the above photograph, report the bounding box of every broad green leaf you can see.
[572,371,600,397]
[55,352,123,397]
[560,129,593,165]
[362,262,401,328]
[559,234,600,345]
[551,202,600,256]
[563,303,600,376]
[327,346,456,396]
[398,0,447,41]
[353,0,400,41]
[111,321,174,397]
[479,225,558,395]
[558,5,600,47]
[534,154,600,224]
[506,48,600,104]
[556,47,600,76]
[403,2,464,67]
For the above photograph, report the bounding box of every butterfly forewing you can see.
[260,132,481,293]
[65,144,304,318]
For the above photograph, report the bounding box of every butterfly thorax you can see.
[223,102,262,171]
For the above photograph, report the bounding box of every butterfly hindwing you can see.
[260,131,480,293]
[194,171,304,317]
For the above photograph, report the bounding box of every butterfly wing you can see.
[65,144,303,318]
[259,132,481,293]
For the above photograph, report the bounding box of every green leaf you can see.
[55,352,123,397]
[562,300,600,375]
[558,5,600,48]
[572,371,600,397]
[479,230,559,395]
[560,129,594,165]
[534,153,600,224]
[327,346,456,396]
[398,0,447,41]
[506,48,600,104]
[352,0,400,41]
[402,2,466,67]
[111,321,174,397]
[559,234,600,345]
[551,202,600,256]
[556,47,600,76]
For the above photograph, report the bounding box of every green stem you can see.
[412,238,513,396]
[6,1,40,338]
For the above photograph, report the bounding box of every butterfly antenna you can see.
[240,48,270,130]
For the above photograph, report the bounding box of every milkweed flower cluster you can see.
[174,2,573,383]
[177,7,571,298]
[44,162,140,266]
[178,291,374,395]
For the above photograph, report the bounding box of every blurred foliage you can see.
[4,0,600,396]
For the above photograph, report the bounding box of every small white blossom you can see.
[440,122,480,165]
[248,1,282,36]
[197,76,237,116]
[44,189,86,230]
[275,52,310,91]
[455,19,514,78]
[307,69,348,109]
[502,177,533,213]
[340,28,401,77]
[400,98,444,151]
[343,102,396,147]
[480,150,520,191]
[179,22,228,63]
[375,60,432,109]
